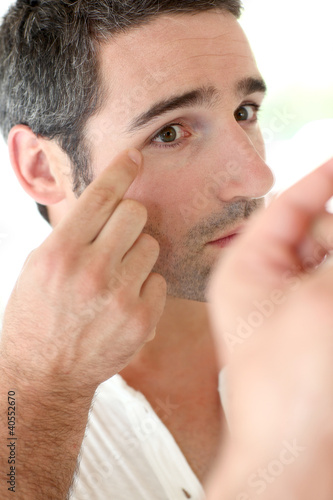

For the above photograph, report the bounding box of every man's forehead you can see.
[93,11,258,132]
[107,10,239,53]
[98,10,251,85]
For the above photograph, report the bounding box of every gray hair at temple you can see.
[0,0,243,223]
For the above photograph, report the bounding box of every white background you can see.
[0,0,332,320]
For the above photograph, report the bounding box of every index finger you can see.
[252,157,333,247]
[55,149,142,246]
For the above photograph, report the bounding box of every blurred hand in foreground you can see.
[206,158,333,500]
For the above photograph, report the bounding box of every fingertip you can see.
[127,148,142,167]
[142,272,167,309]
[146,327,157,342]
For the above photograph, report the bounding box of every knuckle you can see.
[113,289,131,315]
[37,241,68,276]
[78,269,100,295]
[110,266,132,290]
[90,184,117,208]
[121,199,147,221]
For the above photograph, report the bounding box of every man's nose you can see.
[214,128,275,203]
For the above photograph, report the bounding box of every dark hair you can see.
[0,0,242,224]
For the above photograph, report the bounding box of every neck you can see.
[142,295,210,358]
[121,295,216,380]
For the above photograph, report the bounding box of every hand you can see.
[0,149,167,398]
[206,158,333,499]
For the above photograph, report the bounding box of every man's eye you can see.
[152,124,184,144]
[234,104,260,123]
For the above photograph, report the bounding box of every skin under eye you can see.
[150,123,190,149]
[234,104,260,123]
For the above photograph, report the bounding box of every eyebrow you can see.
[126,77,267,134]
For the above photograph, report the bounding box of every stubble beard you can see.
[145,198,264,302]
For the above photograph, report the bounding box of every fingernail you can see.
[128,149,142,166]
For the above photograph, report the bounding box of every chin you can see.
[166,282,209,303]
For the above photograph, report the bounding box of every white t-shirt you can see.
[70,375,207,500]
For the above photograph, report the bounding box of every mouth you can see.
[207,225,245,249]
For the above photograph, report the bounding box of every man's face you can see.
[67,11,274,302]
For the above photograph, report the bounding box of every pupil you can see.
[236,107,248,121]
[161,127,177,142]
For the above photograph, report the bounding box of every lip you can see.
[207,225,245,247]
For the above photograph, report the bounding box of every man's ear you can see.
[8,124,66,206]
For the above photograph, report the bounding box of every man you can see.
[0,0,306,498]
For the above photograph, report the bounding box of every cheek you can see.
[124,162,202,233]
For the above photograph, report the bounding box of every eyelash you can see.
[148,103,262,150]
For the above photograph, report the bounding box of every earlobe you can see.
[8,124,66,206]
